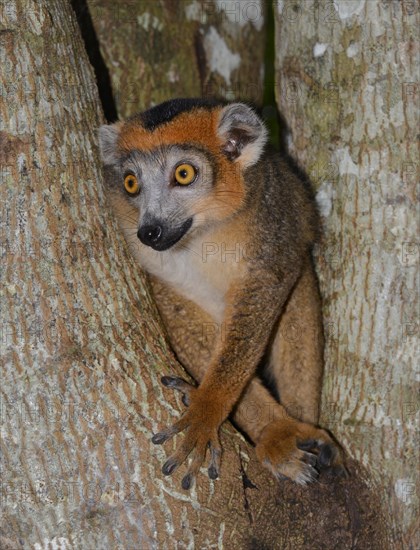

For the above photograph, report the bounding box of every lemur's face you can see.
[99,99,267,252]
[114,145,216,251]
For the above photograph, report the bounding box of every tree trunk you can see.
[84,0,266,119]
[275,1,418,547]
[0,0,397,548]
[0,1,282,548]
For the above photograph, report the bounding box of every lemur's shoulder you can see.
[244,146,320,249]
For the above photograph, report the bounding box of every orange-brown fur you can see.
[119,110,221,153]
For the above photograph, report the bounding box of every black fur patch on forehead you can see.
[131,98,225,131]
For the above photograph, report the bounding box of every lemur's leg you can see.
[150,276,342,484]
[266,261,324,425]
[232,378,343,484]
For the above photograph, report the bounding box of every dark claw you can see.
[208,465,219,480]
[318,443,334,467]
[182,393,190,407]
[297,438,317,451]
[208,445,221,480]
[161,376,184,387]
[152,432,170,445]
[162,458,178,476]
[181,473,193,490]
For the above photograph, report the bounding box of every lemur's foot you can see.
[152,376,222,490]
[256,420,346,485]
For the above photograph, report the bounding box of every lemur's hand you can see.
[152,376,223,490]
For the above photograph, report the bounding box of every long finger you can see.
[162,431,198,476]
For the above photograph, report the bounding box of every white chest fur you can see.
[129,226,248,323]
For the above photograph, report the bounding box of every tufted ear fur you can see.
[98,122,122,165]
[217,103,268,169]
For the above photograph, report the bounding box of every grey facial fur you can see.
[106,144,215,235]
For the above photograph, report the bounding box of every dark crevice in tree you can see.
[194,28,208,98]
[262,0,280,149]
[70,0,118,122]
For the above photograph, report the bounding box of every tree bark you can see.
[85,0,267,119]
[275,1,418,547]
[0,1,281,548]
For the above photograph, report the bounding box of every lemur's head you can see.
[98,99,267,251]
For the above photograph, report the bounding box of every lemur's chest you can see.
[133,221,249,323]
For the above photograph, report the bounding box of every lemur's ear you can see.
[98,122,122,165]
[217,103,268,168]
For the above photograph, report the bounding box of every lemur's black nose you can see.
[138,224,163,247]
[138,217,192,251]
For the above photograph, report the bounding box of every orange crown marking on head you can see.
[118,109,223,156]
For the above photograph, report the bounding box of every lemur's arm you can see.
[200,269,298,404]
[152,266,301,488]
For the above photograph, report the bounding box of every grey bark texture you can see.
[0,0,402,548]
[87,0,267,118]
[275,1,419,548]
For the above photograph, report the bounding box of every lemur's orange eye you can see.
[124,174,140,195]
[174,163,196,186]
